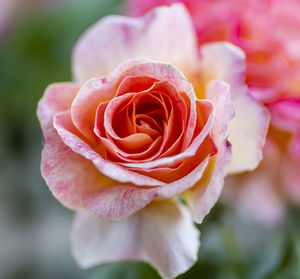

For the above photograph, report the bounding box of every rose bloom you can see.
[127,0,300,224]
[37,4,268,278]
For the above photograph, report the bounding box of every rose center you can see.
[94,77,188,161]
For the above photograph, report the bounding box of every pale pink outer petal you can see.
[184,80,234,222]
[37,83,102,210]
[200,42,270,174]
[71,200,200,279]
[83,185,158,221]
[71,210,143,267]
[137,200,199,279]
[72,3,198,83]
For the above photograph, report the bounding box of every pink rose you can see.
[37,4,268,278]
[127,0,300,224]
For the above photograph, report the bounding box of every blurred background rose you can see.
[1,0,300,278]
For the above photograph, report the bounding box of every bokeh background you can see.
[1,0,300,278]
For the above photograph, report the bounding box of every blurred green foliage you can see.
[1,1,300,279]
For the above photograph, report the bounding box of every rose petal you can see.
[116,75,158,97]
[89,61,202,167]
[38,83,79,130]
[72,3,198,83]
[37,83,106,209]
[83,185,158,221]
[40,135,104,210]
[71,210,143,268]
[137,200,200,279]
[94,97,167,163]
[116,61,199,152]
[184,80,234,222]
[200,42,270,174]
[54,111,165,187]
[71,60,142,142]
[104,93,161,152]
[136,136,216,183]
[156,155,210,197]
[122,99,213,169]
[71,200,200,279]
[71,78,115,142]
